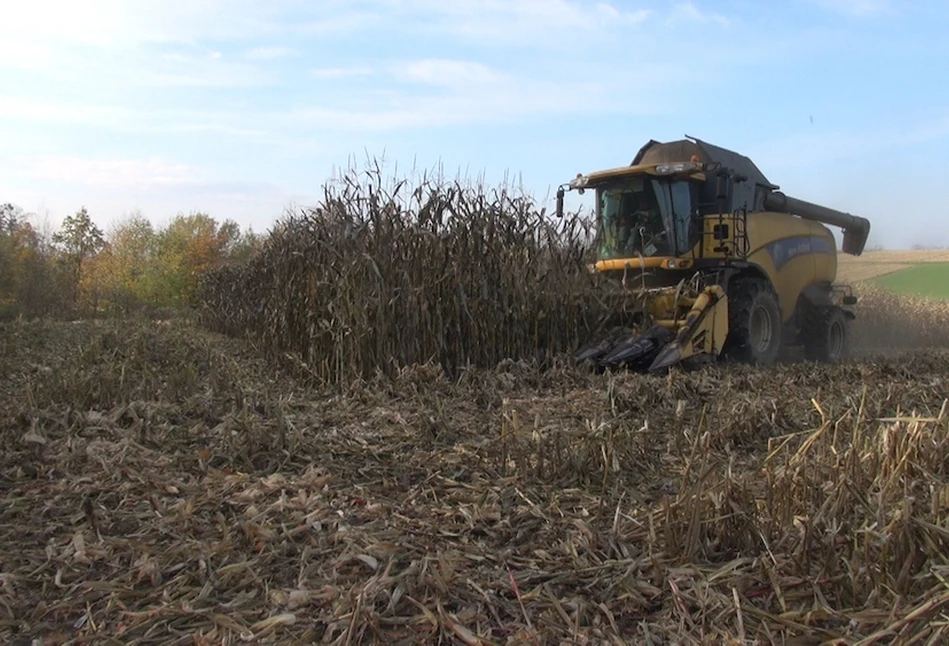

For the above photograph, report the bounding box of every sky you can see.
[1,0,947,249]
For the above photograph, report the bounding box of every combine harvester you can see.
[555,136,872,372]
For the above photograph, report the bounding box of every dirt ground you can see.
[3,316,949,644]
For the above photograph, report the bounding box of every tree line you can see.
[0,203,263,320]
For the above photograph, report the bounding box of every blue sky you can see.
[1,0,947,249]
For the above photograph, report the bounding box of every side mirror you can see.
[555,187,565,219]
[716,173,729,200]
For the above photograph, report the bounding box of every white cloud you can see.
[379,0,652,46]
[310,67,375,80]
[245,46,297,61]
[136,63,272,89]
[5,152,295,231]
[0,97,137,128]
[292,51,703,132]
[805,0,891,16]
[669,2,730,26]
[22,155,203,190]
[394,60,502,87]
[3,0,296,51]
[0,1,333,73]
[0,41,56,71]
[291,10,386,36]
[280,75,658,132]
[0,97,271,140]
[107,42,274,88]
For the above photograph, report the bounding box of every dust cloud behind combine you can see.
[847,285,949,356]
[4,171,949,643]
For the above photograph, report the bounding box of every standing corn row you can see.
[197,165,611,385]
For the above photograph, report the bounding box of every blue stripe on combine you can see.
[765,236,834,270]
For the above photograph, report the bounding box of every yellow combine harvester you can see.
[555,136,871,372]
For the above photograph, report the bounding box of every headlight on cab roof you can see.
[569,173,589,189]
[654,162,700,175]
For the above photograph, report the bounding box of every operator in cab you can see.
[603,181,665,257]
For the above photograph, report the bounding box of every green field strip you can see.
[870,262,949,300]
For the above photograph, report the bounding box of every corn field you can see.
[195,164,633,385]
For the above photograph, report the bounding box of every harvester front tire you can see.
[802,306,851,363]
[725,277,782,366]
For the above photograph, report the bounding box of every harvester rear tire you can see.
[802,306,851,363]
[725,277,782,366]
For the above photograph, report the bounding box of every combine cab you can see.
[556,136,871,372]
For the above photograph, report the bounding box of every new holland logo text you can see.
[767,236,833,270]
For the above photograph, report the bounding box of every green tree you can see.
[2,204,259,317]
[0,203,62,318]
[53,207,105,263]
[0,204,28,315]
[87,211,156,314]
[52,207,105,310]
[152,212,243,307]
[224,226,265,263]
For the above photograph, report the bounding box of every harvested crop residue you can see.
[3,318,949,644]
[838,249,949,282]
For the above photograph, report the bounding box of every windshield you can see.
[596,176,698,261]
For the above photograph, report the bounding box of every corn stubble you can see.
[4,317,949,644]
[5,169,949,643]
